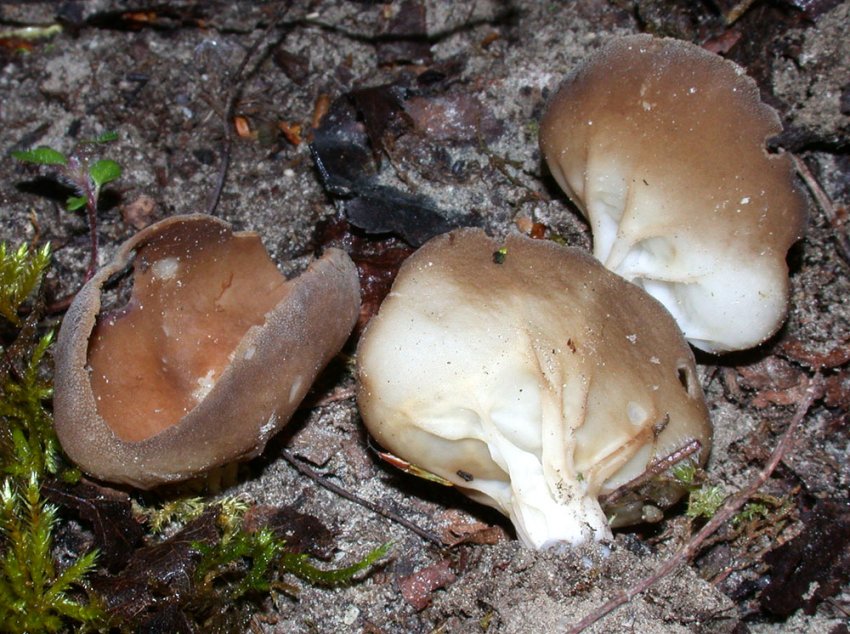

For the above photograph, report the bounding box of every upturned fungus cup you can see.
[54,214,360,488]
[357,228,712,549]
[539,35,808,353]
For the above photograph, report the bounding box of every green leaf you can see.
[10,147,67,167]
[89,131,118,144]
[88,159,121,188]
[65,197,86,212]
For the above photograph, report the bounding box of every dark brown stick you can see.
[792,154,850,266]
[206,7,290,216]
[566,373,824,634]
[279,448,444,547]
[599,439,702,507]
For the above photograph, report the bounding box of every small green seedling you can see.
[12,132,122,282]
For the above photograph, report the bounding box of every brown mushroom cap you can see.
[357,228,711,548]
[54,214,360,488]
[539,35,808,352]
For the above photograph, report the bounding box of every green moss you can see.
[733,502,770,526]
[672,460,728,521]
[0,243,104,632]
[0,475,101,632]
[280,541,391,586]
[0,242,50,326]
[671,460,698,487]
[191,502,391,602]
[0,331,59,479]
[685,485,726,520]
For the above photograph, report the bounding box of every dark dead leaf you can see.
[311,97,376,194]
[702,30,743,55]
[316,215,414,332]
[437,510,509,546]
[273,48,310,85]
[350,84,414,163]
[397,559,456,611]
[824,370,850,409]
[86,6,208,31]
[415,55,467,88]
[90,508,219,623]
[311,74,496,246]
[43,478,145,573]
[345,183,452,247]
[241,504,335,559]
[136,603,194,634]
[737,357,803,391]
[376,0,432,66]
[0,37,34,53]
[735,356,810,407]
[353,245,414,331]
[760,498,850,616]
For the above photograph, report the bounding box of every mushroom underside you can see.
[539,34,808,352]
[357,228,712,549]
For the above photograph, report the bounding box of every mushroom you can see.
[54,214,360,488]
[357,228,711,549]
[539,35,808,353]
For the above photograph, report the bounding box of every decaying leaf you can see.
[89,508,219,624]
[760,497,850,616]
[397,559,456,611]
[310,61,502,247]
[43,478,145,573]
[242,504,335,559]
[316,215,414,331]
[376,0,432,66]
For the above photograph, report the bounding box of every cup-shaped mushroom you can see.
[54,214,360,488]
[539,35,808,353]
[357,228,711,549]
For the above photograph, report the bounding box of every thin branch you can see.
[206,5,291,216]
[599,439,702,507]
[279,448,444,547]
[83,178,100,282]
[566,373,824,634]
[792,154,850,266]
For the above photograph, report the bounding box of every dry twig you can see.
[566,373,824,634]
[280,448,444,547]
[599,439,702,507]
[792,154,850,266]
[206,7,291,216]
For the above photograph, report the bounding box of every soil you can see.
[1,1,848,632]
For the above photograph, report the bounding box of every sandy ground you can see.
[1,1,848,632]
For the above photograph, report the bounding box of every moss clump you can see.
[190,501,392,601]
[0,474,101,632]
[0,243,50,326]
[0,243,104,632]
